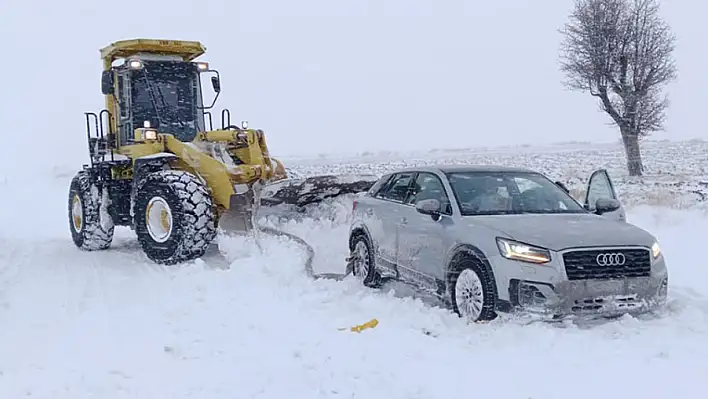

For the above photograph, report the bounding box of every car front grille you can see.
[562,248,651,281]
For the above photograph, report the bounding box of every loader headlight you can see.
[144,129,158,140]
[195,62,209,71]
[651,241,661,259]
[496,237,551,264]
[128,59,143,69]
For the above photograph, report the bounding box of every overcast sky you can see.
[0,0,704,170]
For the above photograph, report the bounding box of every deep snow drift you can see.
[1,146,708,398]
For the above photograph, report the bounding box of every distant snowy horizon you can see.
[276,136,706,159]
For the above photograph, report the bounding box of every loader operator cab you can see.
[102,54,221,145]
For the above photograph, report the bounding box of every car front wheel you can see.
[450,259,497,322]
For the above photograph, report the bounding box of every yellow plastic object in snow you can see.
[340,318,379,333]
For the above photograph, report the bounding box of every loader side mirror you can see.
[101,70,114,95]
[211,76,221,93]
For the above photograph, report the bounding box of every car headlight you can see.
[496,237,551,264]
[651,241,661,259]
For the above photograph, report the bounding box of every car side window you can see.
[377,172,414,202]
[368,175,392,197]
[405,172,452,214]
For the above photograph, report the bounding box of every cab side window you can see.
[377,172,414,202]
[118,75,128,119]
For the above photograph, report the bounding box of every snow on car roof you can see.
[436,164,538,173]
[392,164,538,174]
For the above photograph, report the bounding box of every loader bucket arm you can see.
[163,135,237,209]
[162,130,276,233]
[161,129,377,231]
[170,127,378,209]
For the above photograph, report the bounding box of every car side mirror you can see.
[415,198,442,220]
[594,198,620,215]
[211,76,221,93]
[101,70,114,95]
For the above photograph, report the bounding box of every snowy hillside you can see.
[1,141,707,398]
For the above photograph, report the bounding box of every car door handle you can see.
[400,217,408,225]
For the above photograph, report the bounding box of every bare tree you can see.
[559,0,677,176]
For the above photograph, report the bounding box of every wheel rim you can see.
[455,268,485,320]
[145,196,173,243]
[353,240,370,282]
[71,194,83,232]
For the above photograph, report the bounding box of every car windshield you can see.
[445,171,586,216]
[131,60,203,141]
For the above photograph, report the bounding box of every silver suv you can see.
[346,165,668,322]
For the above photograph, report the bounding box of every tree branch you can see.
[559,0,676,137]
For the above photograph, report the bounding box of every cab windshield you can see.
[445,171,586,216]
[130,60,204,141]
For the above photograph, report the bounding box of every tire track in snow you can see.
[0,238,24,318]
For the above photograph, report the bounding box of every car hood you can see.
[466,213,656,251]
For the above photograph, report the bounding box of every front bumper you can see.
[491,248,668,319]
[509,275,668,318]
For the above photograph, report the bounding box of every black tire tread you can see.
[134,170,217,264]
[68,170,114,250]
[449,256,498,322]
[350,231,382,287]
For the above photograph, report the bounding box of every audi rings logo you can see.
[596,253,626,266]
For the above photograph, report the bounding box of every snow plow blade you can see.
[217,190,258,233]
[216,174,378,234]
[259,174,379,207]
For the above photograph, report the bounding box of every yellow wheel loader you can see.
[68,38,377,265]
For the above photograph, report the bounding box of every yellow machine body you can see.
[69,38,376,264]
[97,38,291,226]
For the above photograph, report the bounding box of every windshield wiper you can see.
[154,84,186,128]
[140,71,164,127]
[462,210,524,216]
[141,69,186,129]
[515,209,584,214]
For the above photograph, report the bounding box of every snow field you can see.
[1,141,707,398]
[285,139,708,209]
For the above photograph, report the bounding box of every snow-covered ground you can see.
[1,141,708,398]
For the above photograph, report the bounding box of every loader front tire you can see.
[68,170,115,250]
[133,170,217,265]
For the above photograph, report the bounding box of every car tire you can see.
[349,232,381,287]
[450,257,497,322]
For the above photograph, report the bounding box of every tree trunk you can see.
[621,129,643,176]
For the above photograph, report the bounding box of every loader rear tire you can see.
[68,170,115,250]
[133,170,217,265]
